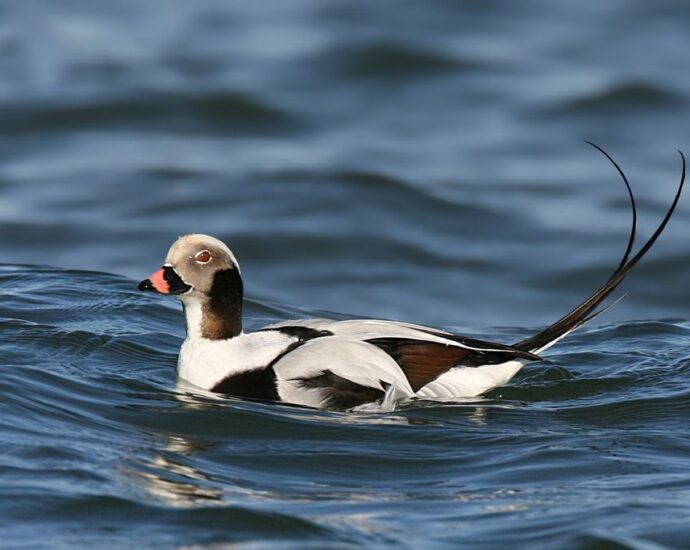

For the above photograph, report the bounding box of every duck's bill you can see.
[138,266,192,295]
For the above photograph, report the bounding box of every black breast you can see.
[211,325,333,402]
[211,366,280,401]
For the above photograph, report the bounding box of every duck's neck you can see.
[181,268,243,340]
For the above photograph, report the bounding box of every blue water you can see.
[1,1,690,548]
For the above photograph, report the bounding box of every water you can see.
[1,1,690,548]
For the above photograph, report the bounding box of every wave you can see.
[333,41,478,80]
[0,90,300,135]
[2,266,690,547]
[540,81,682,116]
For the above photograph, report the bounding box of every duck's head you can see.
[138,234,243,339]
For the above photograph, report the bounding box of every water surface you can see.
[1,1,690,548]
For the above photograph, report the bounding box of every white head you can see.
[139,234,244,339]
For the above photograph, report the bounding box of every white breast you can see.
[177,330,295,390]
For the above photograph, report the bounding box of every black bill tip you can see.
[138,279,154,292]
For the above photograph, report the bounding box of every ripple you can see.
[0,91,300,135]
[1,0,690,546]
[2,493,334,546]
[542,82,682,116]
[1,264,689,548]
[336,41,477,79]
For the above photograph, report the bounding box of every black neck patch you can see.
[201,268,243,340]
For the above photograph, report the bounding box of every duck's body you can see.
[177,318,535,409]
[138,149,685,410]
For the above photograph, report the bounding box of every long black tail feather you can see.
[515,146,685,353]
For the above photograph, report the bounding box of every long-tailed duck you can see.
[139,148,685,410]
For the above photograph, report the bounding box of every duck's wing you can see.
[261,320,539,408]
[263,318,539,358]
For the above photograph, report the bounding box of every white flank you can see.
[416,360,525,399]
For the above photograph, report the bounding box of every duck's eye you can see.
[195,250,211,264]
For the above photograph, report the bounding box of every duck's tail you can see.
[514,144,685,355]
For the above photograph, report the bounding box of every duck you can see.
[138,148,685,410]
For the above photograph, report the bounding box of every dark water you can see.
[1,1,690,548]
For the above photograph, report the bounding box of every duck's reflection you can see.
[122,382,229,507]
[126,434,223,506]
[124,382,511,507]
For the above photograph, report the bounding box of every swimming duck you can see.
[139,149,685,410]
